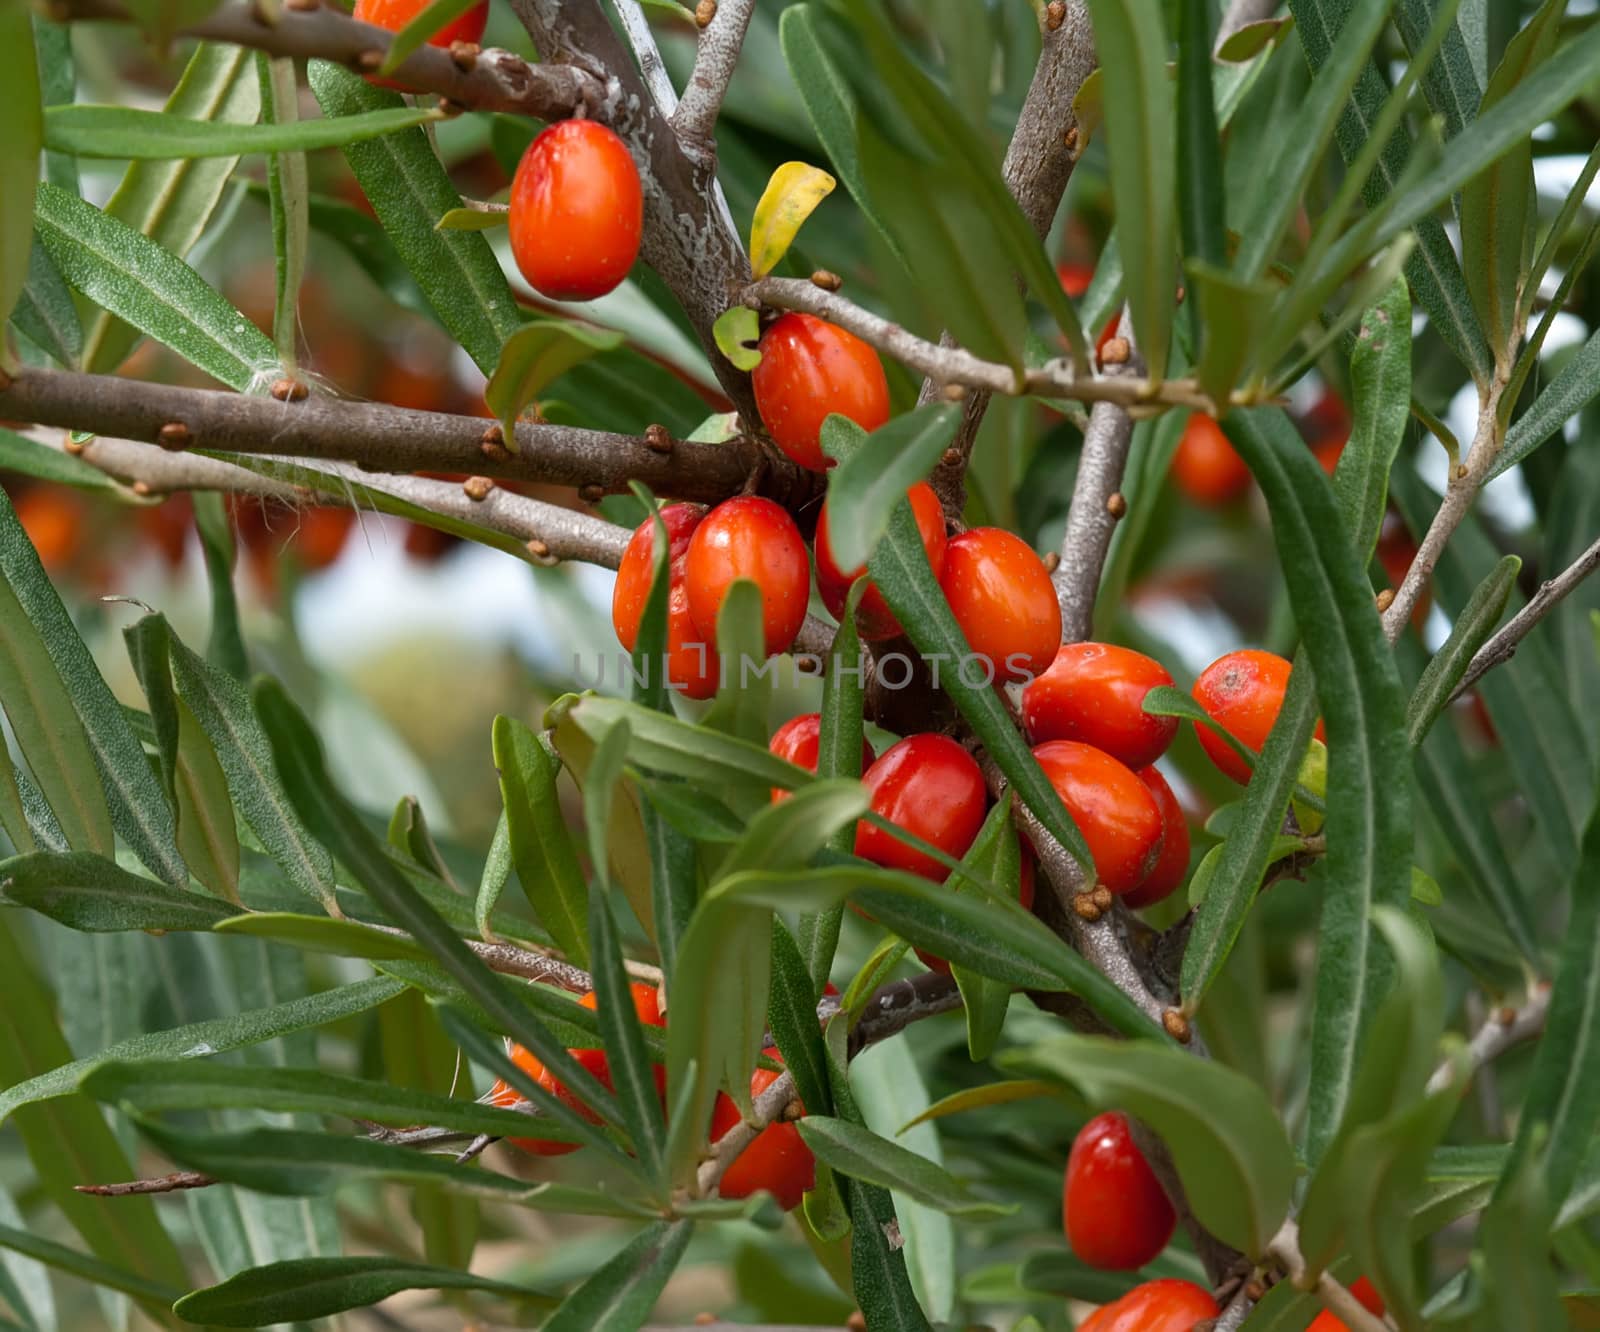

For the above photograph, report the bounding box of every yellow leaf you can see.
[749,161,836,279]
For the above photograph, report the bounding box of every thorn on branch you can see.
[810,269,842,292]
[462,476,494,501]
[1375,588,1395,612]
[270,377,309,402]
[448,39,479,69]
[644,423,674,454]
[526,538,554,563]
[1163,1008,1193,1044]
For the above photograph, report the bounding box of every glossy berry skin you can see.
[352,0,487,56]
[1064,1112,1177,1270]
[510,120,642,301]
[612,505,719,700]
[939,528,1062,684]
[751,313,890,471]
[1032,741,1164,895]
[1191,649,1324,784]
[768,713,875,803]
[684,497,811,657]
[815,482,947,640]
[487,1042,581,1157]
[1123,767,1190,910]
[1306,1276,1384,1331]
[1022,642,1178,770]
[1172,412,1251,506]
[855,734,987,882]
[1057,261,1094,299]
[709,1050,815,1211]
[1078,1278,1219,1332]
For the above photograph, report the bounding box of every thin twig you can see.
[613,0,682,115]
[1266,1219,1393,1332]
[48,0,597,119]
[1425,983,1553,1096]
[695,1070,796,1196]
[1452,532,1600,699]
[671,0,756,159]
[74,1170,215,1197]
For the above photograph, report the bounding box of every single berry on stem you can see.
[684,496,811,658]
[855,734,987,883]
[1122,766,1190,910]
[751,312,890,471]
[1077,1277,1219,1332]
[709,1049,816,1211]
[1063,1111,1177,1270]
[1030,740,1164,895]
[1022,642,1178,769]
[1172,412,1250,506]
[939,527,1062,684]
[1191,648,1325,784]
[768,713,875,803]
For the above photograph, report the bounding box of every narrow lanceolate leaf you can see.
[1333,278,1411,560]
[378,0,482,72]
[0,1223,183,1308]
[1480,1151,1566,1332]
[750,160,836,278]
[175,1256,552,1328]
[1001,1034,1296,1258]
[1502,802,1600,1219]
[307,60,520,373]
[0,974,404,1124]
[485,320,626,448]
[1082,0,1176,375]
[1393,0,1481,138]
[473,808,513,940]
[1496,329,1600,481]
[1407,555,1519,746]
[193,490,250,679]
[1460,0,1562,354]
[258,53,309,369]
[767,921,833,1119]
[798,1117,1015,1217]
[1223,409,1411,1167]
[44,104,441,159]
[167,636,336,910]
[540,1221,693,1332]
[492,715,589,969]
[84,43,261,374]
[820,407,962,572]
[949,796,1022,1061]
[0,426,113,490]
[1176,0,1225,272]
[35,183,277,390]
[0,851,234,932]
[0,4,41,338]
[0,491,186,884]
[12,237,80,366]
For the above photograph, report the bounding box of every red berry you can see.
[1078,1278,1219,1332]
[292,507,353,572]
[709,1050,815,1211]
[1191,649,1324,784]
[855,734,988,882]
[1064,1112,1177,1270]
[751,312,890,471]
[510,120,642,301]
[1022,642,1178,769]
[612,505,719,700]
[939,527,1062,684]
[816,482,947,640]
[1123,767,1190,910]
[487,1042,582,1158]
[1377,509,1430,627]
[1058,261,1095,299]
[1171,413,1250,506]
[1031,740,1164,895]
[684,497,811,657]
[352,0,488,77]
[767,713,876,802]
[1312,433,1347,476]
[1307,1276,1385,1331]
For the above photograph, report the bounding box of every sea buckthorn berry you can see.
[1057,261,1094,299]
[612,503,704,651]
[510,120,643,301]
[1172,412,1250,506]
[1064,1111,1177,1270]
[1307,1276,1385,1331]
[684,497,811,657]
[1191,649,1324,784]
[1031,740,1164,895]
[352,0,488,85]
[939,528,1062,684]
[1123,767,1190,910]
[709,1049,815,1211]
[487,1043,582,1158]
[917,846,1036,975]
[567,983,668,1112]
[855,734,987,882]
[293,507,353,572]
[815,482,947,640]
[1078,1277,1219,1332]
[767,713,876,803]
[750,312,890,471]
[1022,642,1178,769]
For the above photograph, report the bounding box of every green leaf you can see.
[12,237,81,366]
[492,715,589,969]
[0,6,41,342]
[214,911,430,961]
[1175,0,1225,273]
[712,305,763,371]
[0,850,233,931]
[1459,0,1561,354]
[83,43,260,375]
[44,103,441,159]
[0,425,113,490]
[0,491,185,883]
[80,1057,575,1141]
[1407,555,1519,745]
[719,779,869,881]
[387,795,453,887]
[1189,261,1276,404]
[799,1116,1015,1217]
[175,1255,551,1327]
[949,795,1021,1061]
[820,406,961,572]
[485,320,625,448]
[540,1221,693,1332]
[1083,0,1176,374]
[258,53,309,368]
[0,1223,182,1309]
[1502,802,1600,1219]
[1481,1148,1567,1332]
[167,635,336,910]
[1496,329,1600,481]
[35,182,277,390]
[473,808,512,940]
[700,579,771,759]
[1001,1034,1296,1257]
[192,491,249,679]
[767,921,833,1119]
[378,0,484,73]
[1393,0,1481,139]
[307,59,520,374]
[435,204,509,231]
[1335,277,1412,560]
[897,1080,1057,1132]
